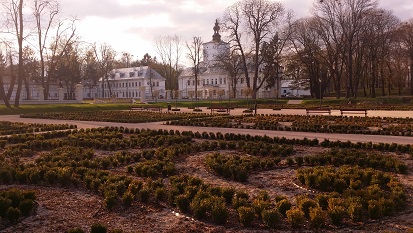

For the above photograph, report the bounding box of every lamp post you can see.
[319,78,322,108]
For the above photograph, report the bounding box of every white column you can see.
[166,90,172,100]
[76,84,84,101]
[139,86,146,102]
[58,88,64,101]
[38,87,45,100]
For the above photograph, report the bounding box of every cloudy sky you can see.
[58,0,412,63]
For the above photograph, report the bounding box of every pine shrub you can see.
[237,206,255,227]
[261,209,281,229]
[286,207,304,228]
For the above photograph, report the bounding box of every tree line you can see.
[186,0,413,100]
[0,0,182,107]
[1,0,413,108]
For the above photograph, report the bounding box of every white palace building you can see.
[178,21,278,100]
[97,66,166,101]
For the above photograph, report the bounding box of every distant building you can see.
[178,20,277,99]
[97,66,166,101]
[280,80,311,97]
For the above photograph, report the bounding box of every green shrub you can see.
[104,189,118,210]
[0,197,12,218]
[368,199,383,220]
[211,200,229,225]
[261,208,281,229]
[221,187,235,204]
[232,196,249,210]
[328,204,346,225]
[6,206,21,224]
[276,199,292,217]
[237,206,255,227]
[18,199,35,216]
[121,192,134,207]
[348,200,364,222]
[286,207,304,228]
[309,207,327,228]
[296,195,317,218]
[316,194,329,210]
[138,188,151,203]
[90,223,107,233]
[154,187,166,201]
[66,228,85,233]
[175,194,190,213]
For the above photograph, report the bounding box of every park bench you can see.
[340,108,367,117]
[130,106,145,112]
[130,106,162,112]
[210,106,231,114]
[305,108,331,116]
[374,104,395,110]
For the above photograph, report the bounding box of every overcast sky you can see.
[58,0,413,63]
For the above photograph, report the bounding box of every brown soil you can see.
[1,146,413,233]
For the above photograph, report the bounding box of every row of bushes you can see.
[0,121,75,135]
[21,110,212,123]
[168,113,413,137]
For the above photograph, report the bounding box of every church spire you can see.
[212,19,221,42]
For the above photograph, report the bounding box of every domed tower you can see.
[203,19,229,64]
[212,19,221,42]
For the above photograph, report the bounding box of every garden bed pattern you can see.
[0,124,412,232]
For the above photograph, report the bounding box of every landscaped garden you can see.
[0,122,412,232]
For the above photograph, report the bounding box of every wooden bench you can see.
[130,106,145,112]
[210,106,230,114]
[146,106,162,112]
[340,109,367,117]
[305,108,331,116]
[130,106,162,112]
[375,104,395,110]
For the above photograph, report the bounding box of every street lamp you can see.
[319,78,322,108]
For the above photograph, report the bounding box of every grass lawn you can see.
[0,103,132,115]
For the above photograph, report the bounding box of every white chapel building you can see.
[178,20,275,99]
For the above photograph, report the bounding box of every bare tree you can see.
[4,0,24,106]
[22,45,39,99]
[186,36,203,100]
[0,51,11,107]
[120,52,133,68]
[93,43,116,98]
[223,0,286,99]
[215,47,243,98]
[43,19,77,99]
[33,0,59,98]
[398,20,413,95]
[154,34,183,90]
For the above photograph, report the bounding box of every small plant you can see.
[276,199,292,217]
[66,228,85,233]
[261,208,281,229]
[211,200,229,225]
[90,223,107,233]
[286,207,305,228]
[6,206,21,224]
[309,207,327,228]
[237,206,255,227]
